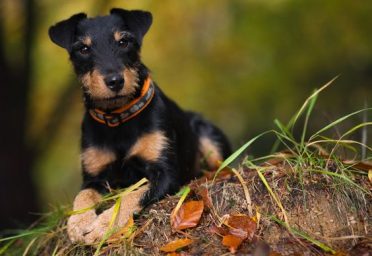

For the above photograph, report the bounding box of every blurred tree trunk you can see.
[0,0,38,229]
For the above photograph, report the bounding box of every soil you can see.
[127,163,371,255]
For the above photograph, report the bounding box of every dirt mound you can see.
[131,164,371,255]
[4,158,371,256]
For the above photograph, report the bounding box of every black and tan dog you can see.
[49,8,231,244]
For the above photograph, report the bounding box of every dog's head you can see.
[49,9,152,109]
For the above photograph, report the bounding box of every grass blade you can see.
[214,131,272,181]
[230,168,252,216]
[310,108,372,140]
[288,76,338,130]
[301,91,318,147]
[171,186,191,220]
[254,167,289,225]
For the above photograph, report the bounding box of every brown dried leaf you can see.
[194,186,213,209]
[222,234,243,253]
[171,200,204,230]
[269,252,283,256]
[203,166,233,181]
[209,225,229,237]
[343,160,372,172]
[166,252,190,256]
[226,214,257,240]
[160,238,193,252]
[166,253,180,256]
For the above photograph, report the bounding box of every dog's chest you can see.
[81,130,169,177]
[124,130,168,162]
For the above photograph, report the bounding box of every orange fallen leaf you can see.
[160,238,193,252]
[226,214,257,240]
[209,225,229,237]
[166,253,180,256]
[171,200,204,230]
[222,234,243,253]
[204,166,233,181]
[269,251,283,256]
[194,186,213,209]
[166,253,190,256]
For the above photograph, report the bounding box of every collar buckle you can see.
[102,113,121,127]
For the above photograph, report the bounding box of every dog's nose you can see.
[104,74,124,92]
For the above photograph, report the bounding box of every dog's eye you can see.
[79,45,90,55]
[118,39,129,48]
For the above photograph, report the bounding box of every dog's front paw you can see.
[67,210,97,243]
[67,188,102,243]
[80,189,145,244]
[81,207,114,244]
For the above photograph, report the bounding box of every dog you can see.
[49,8,231,244]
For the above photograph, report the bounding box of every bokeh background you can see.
[0,0,371,229]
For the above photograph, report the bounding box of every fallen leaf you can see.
[269,252,283,256]
[226,214,257,240]
[194,186,213,209]
[203,166,233,181]
[222,234,243,253]
[209,225,229,237]
[343,160,372,172]
[160,238,193,252]
[171,201,204,230]
[166,253,179,256]
[166,253,180,256]
[368,169,372,183]
[166,252,190,256]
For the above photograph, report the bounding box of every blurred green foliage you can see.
[1,0,371,207]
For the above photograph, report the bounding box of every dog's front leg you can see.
[68,146,116,243]
[83,184,150,244]
[67,188,102,243]
[83,164,179,244]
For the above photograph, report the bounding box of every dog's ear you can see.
[110,9,152,45]
[48,13,87,49]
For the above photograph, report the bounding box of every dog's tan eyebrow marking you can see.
[127,131,168,162]
[114,31,133,41]
[79,36,92,46]
[81,147,116,176]
[114,31,124,41]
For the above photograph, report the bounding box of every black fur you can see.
[49,9,231,208]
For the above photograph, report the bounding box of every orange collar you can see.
[89,78,155,127]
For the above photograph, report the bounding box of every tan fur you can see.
[80,68,139,110]
[199,137,223,170]
[114,31,123,41]
[80,69,113,99]
[122,68,139,96]
[81,36,92,46]
[67,189,102,242]
[81,147,116,176]
[82,185,149,244]
[127,131,168,162]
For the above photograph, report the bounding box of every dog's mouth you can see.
[93,93,134,102]
[92,94,134,110]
